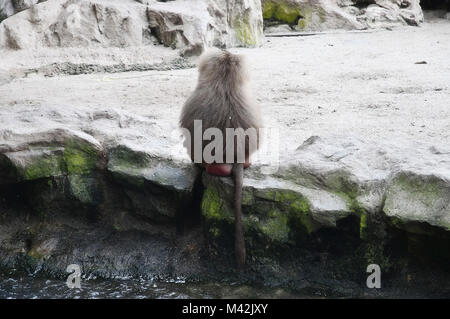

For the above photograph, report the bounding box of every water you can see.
[0,274,306,299]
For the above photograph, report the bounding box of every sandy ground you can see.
[0,19,449,157]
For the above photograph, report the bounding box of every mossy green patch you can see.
[23,154,65,181]
[27,249,45,260]
[257,188,310,214]
[296,6,325,30]
[394,174,442,206]
[201,186,232,222]
[387,174,450,231]
[2,141,99,184]
[289,207,317,234]
[257,189,319,234]
[359,212,368,240]
[329,175,369,237]
[261,210,290,243]
[262,1,276,19]
[209,227,220,238]
[262,1,302,24]
[262,0,324,30]
[64,140,99,175]
[233,13,260,47]
[242,188,254,206]
[290,196,309,214]
[297,19,306,29]
[258,188,302,204]
[108,146,149,169]
[256,188,317,234]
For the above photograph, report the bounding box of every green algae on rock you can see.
[201,174,352,253]
[261,0,324,31]
[384,172,450,233]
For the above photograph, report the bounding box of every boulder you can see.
[262,0,423,32]
[0,23,449,290]
[107,143,200,222]
[384,172,450,233]
[202,172,353,248]
[0,105,200,220]
[0,0,149,50]
[0,0,43,22]
[0,0,264,52]
[0,128,105,205]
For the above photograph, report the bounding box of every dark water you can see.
[0,275,307,299]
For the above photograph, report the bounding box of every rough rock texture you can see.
[262,0,424,32]
[0,21,450,296]
[0,107,205,280]
[0,107,200,215]
[0,0,263,52]
[0,0,44,22]
[384,172,450,232]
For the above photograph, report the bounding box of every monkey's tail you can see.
[232,163,245,270]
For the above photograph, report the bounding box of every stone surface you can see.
[262,0,423,32]
[202,171,353,247]
[1,21,449,235]
[0,20,449,294]
[0,0,42,22]
[384,172,450,232]
[0,106,200,218]
[0,0,263,52]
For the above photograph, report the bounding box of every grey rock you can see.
[107,143,200,221]
[0,0,43,22]
[0,0,263,52]
[261,0,424,31]
[384,172,450,233]
[264,23,293,33]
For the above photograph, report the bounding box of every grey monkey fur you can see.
[179,48,263,269]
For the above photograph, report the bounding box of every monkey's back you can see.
[179,49,262,162]
[180,85,261,132]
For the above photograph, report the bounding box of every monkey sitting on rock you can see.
[179,48,262,269]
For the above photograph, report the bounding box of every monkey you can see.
[179,48,262,269]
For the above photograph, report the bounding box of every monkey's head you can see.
[197,48,250,87]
